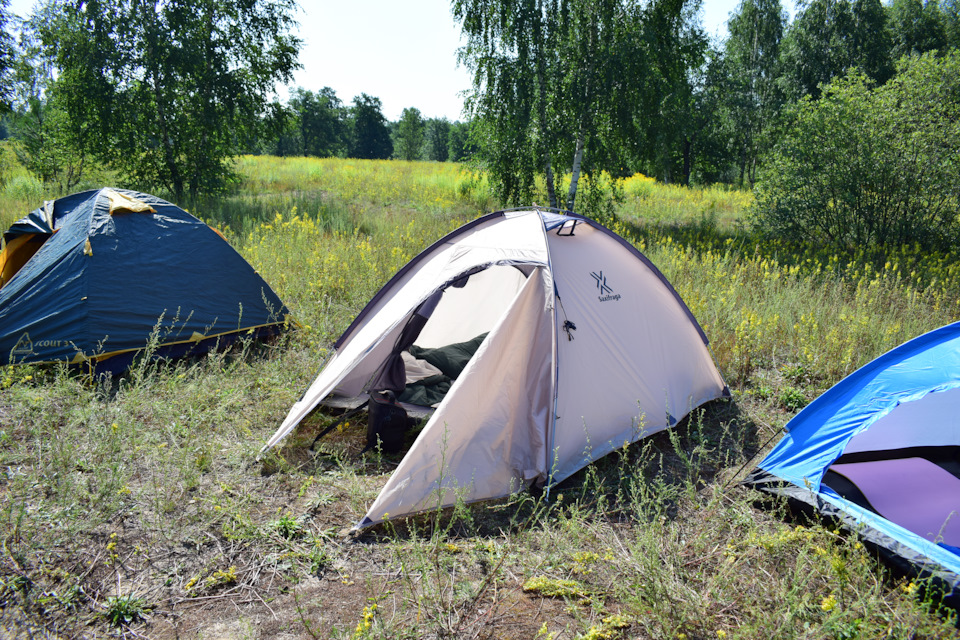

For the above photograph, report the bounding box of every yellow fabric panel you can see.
[104,188,156,215]
[0,233,45,289]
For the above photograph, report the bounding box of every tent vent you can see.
[555,220,579,236]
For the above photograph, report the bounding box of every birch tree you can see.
[42,0,300,200]
[454,0,705,211]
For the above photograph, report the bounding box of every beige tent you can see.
[263,208,728,528]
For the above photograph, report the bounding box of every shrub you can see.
[3,174,45,202]
[751,52,960,253]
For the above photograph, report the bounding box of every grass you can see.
[1,156,959,638]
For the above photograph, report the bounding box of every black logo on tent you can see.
[591,271,612,294]
[591,271,621,302]
[11,332,34,357]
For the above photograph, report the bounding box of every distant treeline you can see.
[253,89,475,164]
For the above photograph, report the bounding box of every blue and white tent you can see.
[747,322,960,592]
[0,188,290,373]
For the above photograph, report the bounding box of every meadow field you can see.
[2,155,960,639]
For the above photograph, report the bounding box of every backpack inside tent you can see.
[262,207,728,529]
[747,322,960,598]
[0,188,291,373]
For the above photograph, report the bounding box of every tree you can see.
[12,94,89,192]
[945,0,960,48]
[447,120,475,162]
[688,48,737,183]
[257,87,346,157]
[424,117,451,162]
[260,100,299,156]
[42,0,300,200]
[716,0,786,186]
[624,0,709,185]
[456,0,706,210]
[752,53,960,251]
[288,87,346,157]
[0,0,14,113]
[455,0,561,207]
[554,0,619,201]
[848,0,894,80]
[8,9,90,191]
[348,93,393,159]
[888,0,948,58]
[394,107,425,161]
[778,0,892,101]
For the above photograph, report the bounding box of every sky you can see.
[7,0,751,122]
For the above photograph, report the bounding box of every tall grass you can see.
[0,141,117,228]
[1,156,959,638]
[619,172,754,227]
[0,153,492,233]
[189,156,493,235]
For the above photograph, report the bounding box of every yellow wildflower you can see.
[820,594,837,612]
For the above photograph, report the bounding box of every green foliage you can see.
[752,52,960,252]
[945,0,960,47]
[260,100,299,157]
[39,0,301,200]
[0,0,13,113]
[572,170,623,227]
[447,120,475,162]
[778,386,807,411]
[777,0,893,101]
[3,7,93,192]
[624,0,708,186]
[2,173,43,203]
[10,96,89,193]
[712,0,786,187]
[424,117,451,162]
[348,93,393,160]
[103,593,150,627]
[456,0,706,210]
[290,87,348,158]
[270,513,303,539]
[888,0,949,58]
[394,107,425,161]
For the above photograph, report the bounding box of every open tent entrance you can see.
[0,233,50,289]
[0,200,56,290]
[821,386,960,549]
[325,262,535,417]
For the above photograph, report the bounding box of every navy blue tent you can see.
[747,322,960,594]
[0,188,290,373]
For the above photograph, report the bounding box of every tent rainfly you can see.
[0,188,290,373]
[747,322,960,597]
[263,207,729,529]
